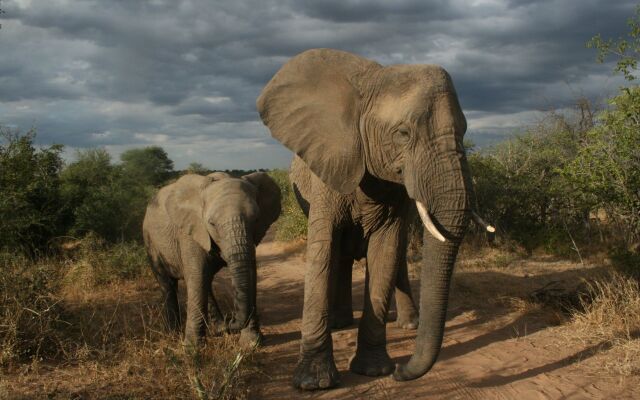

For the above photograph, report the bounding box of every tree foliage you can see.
[0,128,65,254]
[587,5,640,81]
[469,105,593,253]
[186,162,209,175]
[0,128,177,252]
[120,146,174,187]
[563,88,640,243]
[60,147,167,242]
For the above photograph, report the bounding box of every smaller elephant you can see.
[143,171,281,346]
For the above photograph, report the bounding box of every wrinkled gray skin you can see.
[292,172,419,332]
[258,49,472,389]
[143,172,281,346]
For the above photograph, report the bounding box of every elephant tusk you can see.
[471,211,496,233]
[416,201,446,242]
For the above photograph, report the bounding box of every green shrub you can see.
[61,148,160,243]
[268,169,307,241]
[0,128,65,254]
[563,88,640,245]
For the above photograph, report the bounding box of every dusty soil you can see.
[3,237,638,399]
[245,240,640,399]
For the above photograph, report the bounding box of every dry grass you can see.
[1,239,258,399]
[566,273,640,376]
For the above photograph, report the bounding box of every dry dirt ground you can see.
[3,238,638,399]
[247,240,640,399]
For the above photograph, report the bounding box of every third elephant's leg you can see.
[349,221,404,377]
[330,255,354,329]
[292,206,340,390]
[394,256,419,330]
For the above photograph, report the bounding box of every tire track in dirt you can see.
[245,240,639,399]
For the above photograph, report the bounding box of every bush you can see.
[60,148,160,243]
[468,105,593,254]
[0,128,65,254]
[0,253,65,365]
[563,88,640,246]
[268,169,307,241]
[62,234,149,287]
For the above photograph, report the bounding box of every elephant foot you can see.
[395,313,419,330]
[239,328,263,348]
[329,310,354,330]
[182,332,203,348]
[349,346,393,377]
[293,351,340,390]
[211,320,228,336]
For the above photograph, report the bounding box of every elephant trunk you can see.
[222,217,258,330]
[393,235,462,380]
[395,160,471,381]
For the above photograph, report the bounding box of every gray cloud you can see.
[0,0,635,168]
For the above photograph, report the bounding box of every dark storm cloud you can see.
[0,0,636,168]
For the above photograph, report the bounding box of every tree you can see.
[61,147,158,242]
[563,88,640,243]
[587,5,640,81]
[0,127,64,254]
[186,162,208,175]
[120,146,174,186]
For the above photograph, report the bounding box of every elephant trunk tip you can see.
[393,348,442,381]
[393,359,436,382]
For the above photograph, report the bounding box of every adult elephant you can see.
[143,172,281,346]
[292,165,420,332]
[257,49,473,389]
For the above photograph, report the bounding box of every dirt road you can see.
[236,240,639,399]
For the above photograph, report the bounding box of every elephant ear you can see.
[166,175,212,252]
[242,172,282,244]
[257,48,380,194]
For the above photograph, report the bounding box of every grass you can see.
[1,236,258,399]
[3,197,640,397]
[567,272,640,376]
[0,252,65,365]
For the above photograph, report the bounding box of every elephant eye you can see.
[393,127,411,144]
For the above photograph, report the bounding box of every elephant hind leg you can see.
[329,255,355,329]
[149,253,181,331]
[163,278,181,332]
[394,258,419,330]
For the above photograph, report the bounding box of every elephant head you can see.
[166,172,281,330]
[257,48,471,381]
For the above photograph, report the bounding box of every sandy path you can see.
[236,240,639,399]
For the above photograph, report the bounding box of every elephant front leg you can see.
[182,247,212,346]
[349,223,404,377]
[293,214,340,390]
[184,274,209,346]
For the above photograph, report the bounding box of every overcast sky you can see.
[0,0,635,170]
